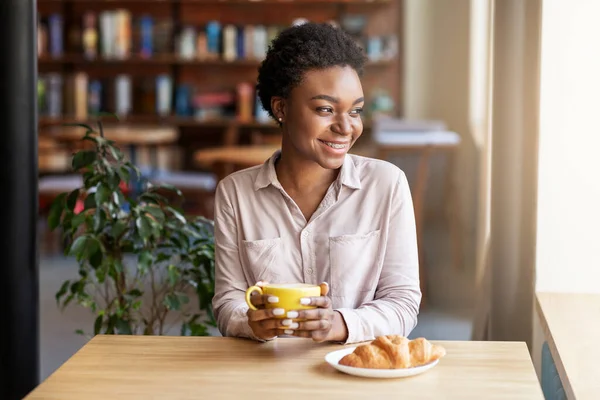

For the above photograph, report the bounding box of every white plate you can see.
[324,347,440,379]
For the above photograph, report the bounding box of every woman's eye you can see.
[350,108,364,116]
[317,107,334,113]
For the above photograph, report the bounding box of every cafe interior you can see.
[2,0,598,399]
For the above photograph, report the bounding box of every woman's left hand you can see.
[286,282,348,343]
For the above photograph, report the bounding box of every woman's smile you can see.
[318,139,350,155]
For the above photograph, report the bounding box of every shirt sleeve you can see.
[335,170,422,344]
[211,180,271,342]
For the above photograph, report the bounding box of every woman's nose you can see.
[331,114,354,136]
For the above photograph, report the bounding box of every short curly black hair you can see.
[256,22,368,123]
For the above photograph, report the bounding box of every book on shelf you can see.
[139,16,154,58]
[114,9,132,59]
[37,12,397,63]
[74,73,88,121]
[156,75,173,117]
[48,14,63,57]
[236,83,254,123]
[82,12,98,59]
[37,70,278,127]
[115,75,133,117]
[88,80,103,115]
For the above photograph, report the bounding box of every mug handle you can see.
[245,285,263,311]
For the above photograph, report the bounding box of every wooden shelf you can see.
[38,54,394,68]
[38,115,280,128]
[39,115,374,130]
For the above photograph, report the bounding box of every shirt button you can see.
[307,268,314,275]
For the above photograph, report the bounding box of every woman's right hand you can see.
[246,283,289,340]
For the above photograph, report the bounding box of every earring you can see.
[278,117,283,122]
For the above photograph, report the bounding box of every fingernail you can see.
[300,298,311,305]
[272,308,285,316]
[290,322,299,329]
[284,330,294,335]
[281,319,292,326]
[287,311,299,318]
[268,296,279,303]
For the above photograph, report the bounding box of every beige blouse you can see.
[211,151,421,344]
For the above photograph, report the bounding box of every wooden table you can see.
[536,292,600,399]
[26,336,543,399]
[194,144,280,174]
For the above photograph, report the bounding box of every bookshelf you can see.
[37,0,403,169]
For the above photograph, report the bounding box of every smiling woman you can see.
[211,22,421,345]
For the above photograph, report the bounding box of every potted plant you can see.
[47,118,216,336]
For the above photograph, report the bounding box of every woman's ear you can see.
[271,96,285,122]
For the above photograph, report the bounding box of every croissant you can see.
[338,335,446,369]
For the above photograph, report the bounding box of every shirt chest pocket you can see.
[242,237,282,283]
[329,229,382,296]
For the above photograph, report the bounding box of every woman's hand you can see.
[246,282,287,341]
[288,282,349,343]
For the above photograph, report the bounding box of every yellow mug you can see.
[245,283,321,319]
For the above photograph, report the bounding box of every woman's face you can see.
[273,65,365,170]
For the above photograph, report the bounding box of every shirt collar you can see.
[253,150,362,191]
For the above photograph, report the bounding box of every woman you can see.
[211,22,421,344]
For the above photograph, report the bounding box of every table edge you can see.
[535,292,576,400]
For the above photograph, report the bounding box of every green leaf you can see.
[112,191,127,208]
[56,280,70,304]
[189,322,208,336]
[116,319,132,335]
[155,183,182,196]
[66,189,80,212]
[92,208,103,232]
[68,235,88,257]
[109,145,122,161]
[136,216,152,240]
[95,184,110,205]
[178,292,190,305]
[120,241,135,253]
[137,251,152,274]
[75,329,85,336]
[156,253,171,263]
[108,172,121,189]
[71,212,87,229]
[127,289,143,298]
[140,192,167,205]
[94,315,103,335]
[166,207,186,224]
[144,206,165,222]
[113,259,124,273]
[83,171,101,189]
[117,166,130,182]
[72,150,97,170]
[48,193,67,230]
[111,220,127,239]
[84,194,96,210]
[89,249,103,268]
[87,237,101,257]
[164,293,181,311]
[167,264,179,287]
[95,266,106,283]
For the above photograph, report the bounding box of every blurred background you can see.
[36,0,480,379]
[38,0,588,386]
